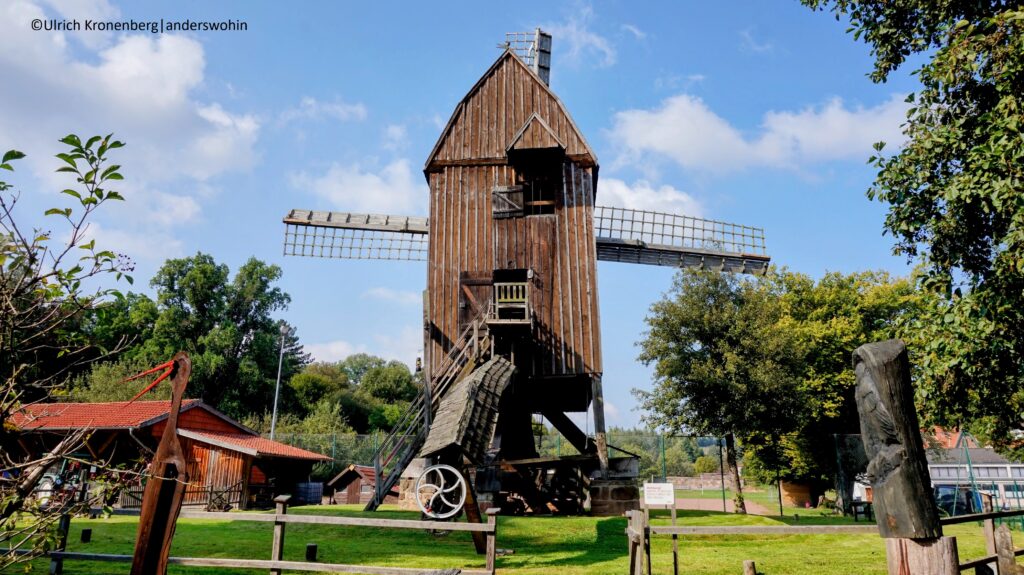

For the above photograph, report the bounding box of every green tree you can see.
[79,254,309,417]
[693,455,721,475]
[339,353,386,386]
[750,270,925,496]
[635,269,805,514]
[803,2,1024,450]
[0,135,135,568]
[360,361,418,403]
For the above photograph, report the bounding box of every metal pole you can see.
[777,467,783,517]
[719,437,727,513]
[661,434,667,480]
[270,323,288,440]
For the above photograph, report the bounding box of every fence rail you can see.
[47,496,501,575]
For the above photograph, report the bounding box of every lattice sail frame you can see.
[592,206,766,257]
[282,206,770,273]
[592,206,769,274]
[283,210,428,261]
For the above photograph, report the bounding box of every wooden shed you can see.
[11,400,331,509]
[326,465,398,505]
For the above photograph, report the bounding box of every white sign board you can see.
[643,482,675,507]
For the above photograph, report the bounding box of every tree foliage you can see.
[804,0,1024,449]
[635,268,806,512]
[77,254,309,418]
[636,267,926,499]
[1,135,135,568]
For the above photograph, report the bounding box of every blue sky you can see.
[0,0,921,428]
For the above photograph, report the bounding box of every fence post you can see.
[996,524,1018,574]
[48,512,70,575]
[485,508,500,574]
[270,494,291,575]
[626,510,642,575]
[981,493,998,574]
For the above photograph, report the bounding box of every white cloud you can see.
[610,93,908,173]
[289,159,427,215]
[362,287,420,306]
[599,178,702,216]
[383,124,408,150]
[739,28,773,53]
[279,96,367,124]
[39,0,119,49]
[0,0,261,258]
[545,5,616,68]
[77,221,186,262]
[189,103,260,180]
[306,325,421,369]
[621,24,646,41]
[305,340,365,363]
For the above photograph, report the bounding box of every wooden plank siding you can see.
[180,437,250,506]
[424,51,601,385]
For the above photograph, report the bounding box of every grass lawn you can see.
[32,504,993,575]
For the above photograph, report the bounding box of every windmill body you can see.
[283,31,770,514]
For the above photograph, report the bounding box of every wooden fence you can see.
[116,481,244,510]
[626,495,1024,575]
[625,510,877,575]
[941,494,1024,573]
[48,496,500,575]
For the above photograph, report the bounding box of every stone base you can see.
[397,476,421,511]
[590,479,640,516]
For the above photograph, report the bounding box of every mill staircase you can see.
[365,317,492,511]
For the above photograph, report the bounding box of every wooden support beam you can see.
[540,409,594,454]
[590,376,609,477]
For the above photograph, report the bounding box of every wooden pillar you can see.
[463,472,487,555]
[995,524,1020,575]
[884,538,959,575]
[591,375,609,477]
[854,340,953,575]
[485,508,500,574]
[49,513,70,575]
[981,493,998,574]
[269,495,290,575]
[743,560,757,575]
[626,510,644,575]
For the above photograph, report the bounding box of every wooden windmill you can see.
[282,30,770,515]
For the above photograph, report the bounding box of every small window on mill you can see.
[513,149,563,216]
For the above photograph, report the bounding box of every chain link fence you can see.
[271,429,730,485]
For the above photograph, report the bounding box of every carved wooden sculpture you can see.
[853,339,940,538]
[128,352,191,575]
[854,340,957,575]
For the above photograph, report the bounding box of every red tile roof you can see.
[178,429,331,461]
[11,400,203,430]
[13,401,332,462]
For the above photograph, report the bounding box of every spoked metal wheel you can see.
[415,464,467,520]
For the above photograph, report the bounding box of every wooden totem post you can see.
[130,352,191,575]
[853,340,956,575]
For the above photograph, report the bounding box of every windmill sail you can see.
[282,206,769,274]
[283,209,427,261]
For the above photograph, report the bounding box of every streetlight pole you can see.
[270,322,288,440]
